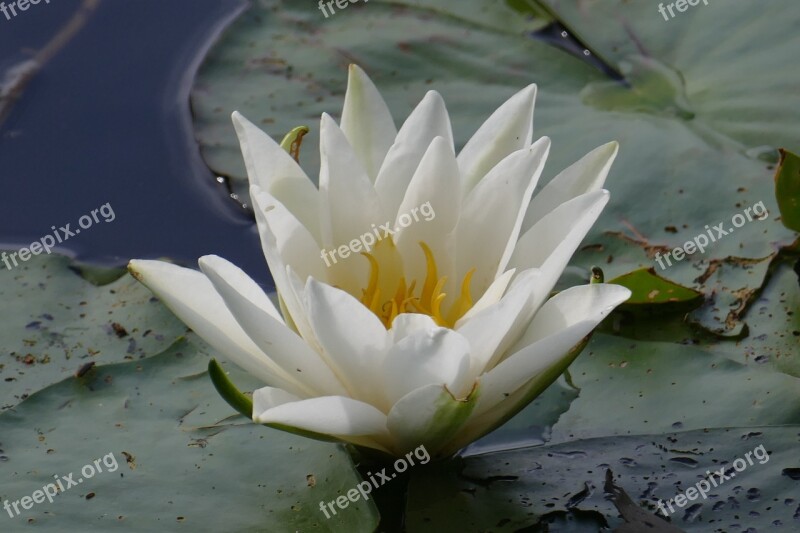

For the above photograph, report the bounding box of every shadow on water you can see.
[0,0,281,287]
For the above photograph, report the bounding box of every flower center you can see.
[359,241,475,329]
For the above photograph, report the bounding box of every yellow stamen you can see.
[358,241,475,329]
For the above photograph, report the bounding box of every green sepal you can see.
[208,358,253,418]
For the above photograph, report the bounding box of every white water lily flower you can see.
[129,65,630,458]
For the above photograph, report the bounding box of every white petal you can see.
[252,386,302,413]
[127,260,309,397]
[251,187,318,345]
[304,278,390,405]
[475,283,631,417]
[508,189,610,311]
[456,269,541,376]
[388,313,439,343]
[394,136,461,296]
[382,327,472,406]
[456,138,551,298]
[375,90,454,219]
[231,111,320,238]
[248,187,327,284]
[319,113,386,294]
[522,141,618,233]
[253,392,392,453]
[457,84,537,193]
[387,383,478,455]
[340,64,397,181]
[199,255,347,397]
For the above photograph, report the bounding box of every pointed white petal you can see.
[127,260,310,397]
[476,283,631,416]
[457,84,537,193]
[456,269,541,376]
[251,187,318,345]
[375,90,454,219]
[319,113,387,293]
[394,136,461,295]
[199,255,348,397]
[249,187,326,283]
[382,327,472,406]
[340,64,397,181]
[508,190,610,311]
[253,391,392,453]
[456,138,550,298]
[387,383,478,455]
[523,141,618,232]
[304,277,389,405]
[231,111,320,238]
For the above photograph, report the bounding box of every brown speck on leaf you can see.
[307,474,316,487]
[85,492,95,500]
[111,322,128,338]
[122,451,137,470]
[664,226,678,233]
[75,361,96,378]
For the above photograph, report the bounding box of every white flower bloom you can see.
[129,65,630,458]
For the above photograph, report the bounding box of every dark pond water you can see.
[0,0,281,285]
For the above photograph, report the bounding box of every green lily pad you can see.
[191,0,798,336]
[0,337,378,532]
[775,149,800,232]
[0,253,187,411]
[608,267,702,311]
[407,426,800,531]
[711,262,800,378]
[548,333,800,443]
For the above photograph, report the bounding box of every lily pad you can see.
[0,337,378,532]
[549,333,800,443]
[406,426,800,531]
[712,262,800,378]
[608,268,702,312]
[0,253,187,411]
